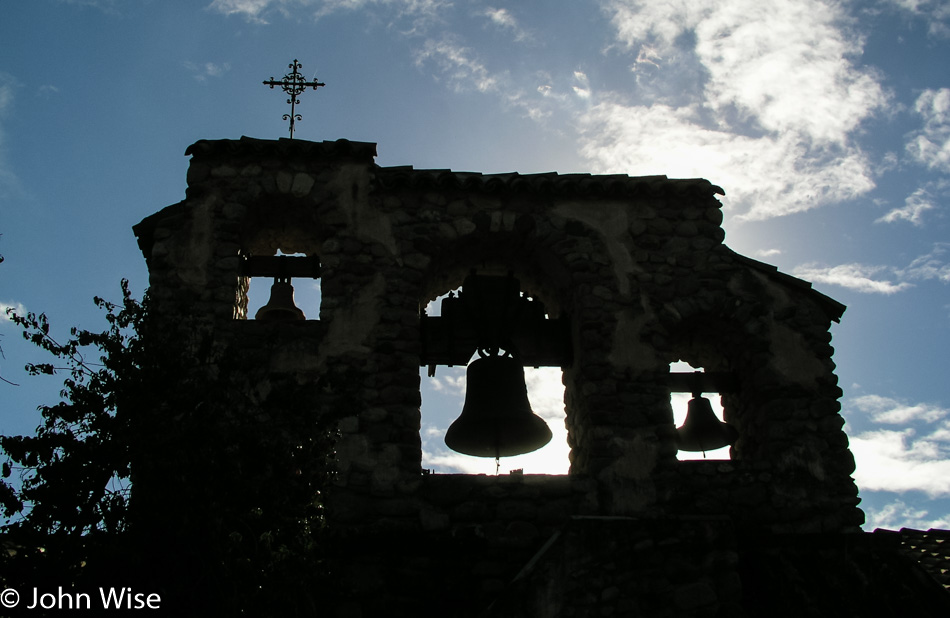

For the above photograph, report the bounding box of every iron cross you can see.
[263,59,325,139]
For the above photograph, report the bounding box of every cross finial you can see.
[263,59,325,139]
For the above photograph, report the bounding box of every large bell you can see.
[445,355,553,458]
[675,396,738,452]
[255,278,306,322]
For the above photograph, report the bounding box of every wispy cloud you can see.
[524,367,566,422]
[421,367,568,474]
[792,263,913,294]
[207,0,282,23]
[582,0,887,220]
[852,394,949,424]
[847,394,950,498]
[850,428,950,497]
[604,0,887,142]
[56,0,121,11]
[480,7,531,42]
[415,37,500,93]
[579,102,876,219]
[897,242,950,283]
[184,61,232,82]
[864,498,950,531]
[794,243,950,294]
[1,301,26,323]
[572,71,591,100]
[0,75,17,115]
[208,0,447,26]
[883,0,950,38]
[0,73,19,201]
[906,88,950,173]
[430,373,465,396]
[876,185,939,226]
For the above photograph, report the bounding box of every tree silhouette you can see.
[0,281,340,616]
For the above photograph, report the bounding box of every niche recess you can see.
[669,361,734,461]
[419,278,570,475]
[241,251,322,321]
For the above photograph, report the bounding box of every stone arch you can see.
[650,267,838,464]
[418,236,572,317]
[412,213,623,475]
[229,193,336,321]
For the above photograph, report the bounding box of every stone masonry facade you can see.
[134,137,865,616]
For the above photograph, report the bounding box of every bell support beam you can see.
[420,315,571,368]
[419,272,573,370]
[665,371,738,395]
[240,255,322,279]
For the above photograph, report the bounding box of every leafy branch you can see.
[0,280,143,536]
[0,278,342,615]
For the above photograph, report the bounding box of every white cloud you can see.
[864,498,950,531]
[524,367,566,422]
[430,373,465,396]
[422,413,570,475]
[0,76,16,116]
[793,243,950,294]
[846,393,950,498]
[207,0,274,22]
[184,61,232,81]
[1,301,26,323]
[852,394,949,424]
[906,88,950,172]
[604,0,886,142]
[0,73,19,201]
[883,0,950,38]
[207,0,447,25]
[421,366,568,474]
[484,7,515,28]
[850,428,950,497]
[584,0,887,220]
[56,0,120,11]
[633,44,662,70]
[877,151,900,174]
[876,186,937,226]
[699,3,884,144]
[481,7,530,42]
[792,263,913,294]
[572,71,591,100]
[415,38,500,93]
[898,242,950,283]
[580,102,877,219]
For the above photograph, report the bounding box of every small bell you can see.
[675,395,738,452]
[255,277,306,322]
[445,354,552,458]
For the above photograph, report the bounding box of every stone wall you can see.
[134,136,863,615]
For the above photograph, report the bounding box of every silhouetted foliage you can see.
[0,281,341,616]
[1,280,140,535]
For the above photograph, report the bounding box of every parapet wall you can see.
[133,136,861,613]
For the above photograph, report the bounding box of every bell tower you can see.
[134,136,874,616]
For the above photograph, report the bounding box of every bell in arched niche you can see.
[444,351,552,458]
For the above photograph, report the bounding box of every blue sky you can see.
[1,0,949,532]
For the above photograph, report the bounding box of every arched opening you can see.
[419,284,570,474]
[236,197,327,321]
[240,251,322,321]
[669,360,733,461]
